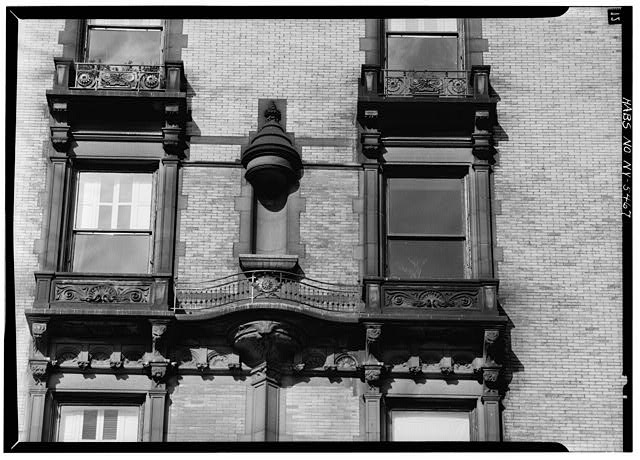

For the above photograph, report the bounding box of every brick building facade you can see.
[11,9,624,449]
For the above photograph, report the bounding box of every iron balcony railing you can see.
[73,63,165,91]
[174,270,362,314]
[383,69,472,97]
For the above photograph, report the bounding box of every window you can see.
[71,172,154,274]
[386,18,463,70]
[85,19,163,65]
[386,170,469,279]
[57,405,140,442]
[389,410,471,441]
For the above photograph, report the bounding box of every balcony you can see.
[361,278,505,325]
[45,57,187,153]
[27,271,174,317]
[357,64,497,142]
[174,270,362,322]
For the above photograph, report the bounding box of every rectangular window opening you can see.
[85,20,163,65]
[57,405,140,442]
[385,172,469,279]
[71,171,155,274]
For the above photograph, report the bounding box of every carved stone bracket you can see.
[230,320,303,370]
[143,358,171,383]
[150,320,170,355]
[439,356,454,375]
[482,328,503,392]
[77,351,91,371]
[360,110,381,159]
[29,358,51,385]
[364,323,382,365]
[109,351,123,369]
[362,363,385,390]
[472,109,496,161]
[162,102,185,155]
[30,321,50,358]
[49,99,71,152]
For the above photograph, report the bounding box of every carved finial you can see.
[264,101,281,123]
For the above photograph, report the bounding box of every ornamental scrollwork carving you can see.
[252,275,282,296]
[54,283,150,303]
[385,289,478,309]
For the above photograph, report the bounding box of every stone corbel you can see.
[472,109,496,161]
[147,360,171,383]
[49,99,71,152]
[109,351,123,370]
[29,358,51,385]
[360,110,382,159]
[150,320,171,356]
[30,321,49,358]
[162,102,184,155]
[439,356,454,375]
[482,329,503,392]
[406,355,422,376]
[365,323,382,364]
[77,350,91,371]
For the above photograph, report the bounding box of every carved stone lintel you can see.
[29,358,51,384]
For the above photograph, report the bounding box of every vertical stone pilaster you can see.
[248,366,281,441]
[363,392,382,441]
[363,165,380,276]
[147,389,167,442]
[154,158,180,274]
[472,163,494,278]
[43,156,70,271]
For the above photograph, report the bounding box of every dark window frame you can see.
[81,19,166,65]
[384,397,479,442]
[382,164,472,280]
[62,160,159,275]
[383,18,466,71]
[47,392,145,443]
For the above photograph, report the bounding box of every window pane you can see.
[388,240,464,279]
[388,178,464,235]
[391,411,470,441]
[87,29,162,65]
[81,410,98,440]
[102,410,119,440]
[116,205,132,229]
[73,233,150,273]
[388,36,459,70]
[76,173,152,230]
[388,18,458,32]
[58,406,139,442]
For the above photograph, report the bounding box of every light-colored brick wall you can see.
[14,19,65,440]
[166,376,246,441]
[177,167,242,281]
[484,8,624,451]
[182,19,364,144]
[282,377,361,441]
[299,168,360,283]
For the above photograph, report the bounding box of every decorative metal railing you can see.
[73,63,165,91]
[174,270,362,314]
[384,70,471,97]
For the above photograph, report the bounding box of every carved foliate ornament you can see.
[439,357,454,375]
[231,320,303,369]
[29,359,51,383]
